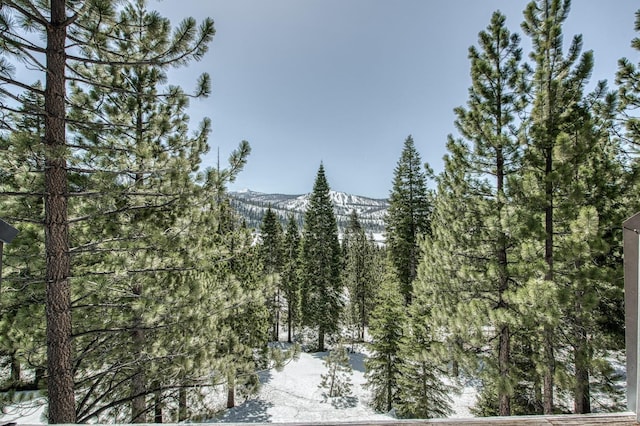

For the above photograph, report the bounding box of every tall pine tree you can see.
[416,11,526,416]
[385,135,431,305]
[300,164,342,352]
[519,0,604,413]
[282,215,302,343]
[343,210,378,342]
[259,206,284,341]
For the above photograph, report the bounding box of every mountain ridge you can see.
[229,189,389,240]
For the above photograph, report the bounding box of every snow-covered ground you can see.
[0,349,477,424]
[213,350,474,423]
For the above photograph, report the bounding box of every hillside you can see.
[229,189,389,240]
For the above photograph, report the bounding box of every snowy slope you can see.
[229,190,388,241]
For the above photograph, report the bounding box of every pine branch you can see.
[3,0,47,28]
[69,199,179,223]
[0,76,44,97]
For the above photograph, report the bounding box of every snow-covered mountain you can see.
[229,189,389,239]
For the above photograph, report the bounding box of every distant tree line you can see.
[228,195,387,235]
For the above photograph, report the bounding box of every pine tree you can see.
[219,222,270,409]
[385,135,431,305]
[282,215,302,343]
[64,2,219,421]
[319,341,354,400]
[519,0,604,413]
[415,11,526,416]
[343,210,377,342]
[396,317,453,419]
[300,164,343,352]
[364,262,405,413]
[259,206,284,341]
[617,9,640,148]
[0,84,48,401]
[0,1,214,421]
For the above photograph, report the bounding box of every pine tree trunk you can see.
[131,285,147,423]
[574,293,591,413]
[328,365,336,398]
[154,388,163,423]
[386,358,393,412]
[178,387,187,421]
[35,367,45,388]
[543,145,555,415]
[274,287,280,341]
[227,374,236,409]
[498,324,511,416]
[543,325,555,415]
[287,300,293,343]
[360,293,366,341]
[10,353,20,384]
[452,360,459,378]
[574,341,590,413]
[496,128,511,417]
[131,366,146,422]
[44,1,75,422]
[318,328,325,352]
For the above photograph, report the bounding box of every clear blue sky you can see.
[152,1,637,199]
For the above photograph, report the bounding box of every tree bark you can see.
[131,284,146,423]
[574,293,591,414]
[543,142,555,415]
[10,353,20,384]
[44,1,75,423]
[318,328,325,352]
[274,287,280,341]
[498,325,511,416]
[287,300,293,343]
[226,374,235,409]
[178,387,187,421]
[154,387,163,423]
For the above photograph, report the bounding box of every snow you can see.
[0,394,46,424]
[211,349,478,423]
[2,349,477,424]
[213,351,393,423]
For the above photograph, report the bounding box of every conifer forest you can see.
[1,0,640,423]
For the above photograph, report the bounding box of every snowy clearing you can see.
[1,350,477,424]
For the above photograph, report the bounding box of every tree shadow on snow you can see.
[214,399,273,423]
[310,350,366,373]
[348,351,366,373]
[258,368,273,385]
[329,395,359,409]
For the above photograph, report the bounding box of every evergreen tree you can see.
[0,1,214,421]
[0,84,48,402]
[282,215,302,343]
[343,210,377,342]
[218,221,270,410]
[65,2,223,421]
[518,0,627,413]
[364,262,404,413]
[617,9,640,148]
[415,11,526,416]
[385,135,431,305]
[259,206,284,341]
[396,312,453,419]
[300,164,343,351]
[319,341,354,400]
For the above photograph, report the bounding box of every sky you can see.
[150,1,638,199]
